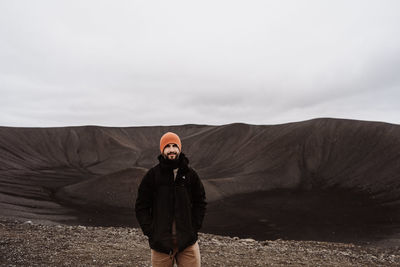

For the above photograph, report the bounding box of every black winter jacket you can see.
[135,153,207,254]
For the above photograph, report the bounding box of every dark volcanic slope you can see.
[1,118,400,243]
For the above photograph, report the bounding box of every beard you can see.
[164,151,179,159]
[163,152,180,168]
[167,152,178,160]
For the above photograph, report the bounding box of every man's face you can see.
[163,143,180,160]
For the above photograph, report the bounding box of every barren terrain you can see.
[1,218,399,267]
[1,118,400,265]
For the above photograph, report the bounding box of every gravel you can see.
[1,219,399,266]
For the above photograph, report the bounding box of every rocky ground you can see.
[1,218,399,266]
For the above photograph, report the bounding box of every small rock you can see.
[241,238,256,243]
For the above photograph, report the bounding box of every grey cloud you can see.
[1,1,400,126]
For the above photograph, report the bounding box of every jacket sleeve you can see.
[135,168,155,237]
[191,170,207,231]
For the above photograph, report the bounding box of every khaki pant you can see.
[151,241,201,267]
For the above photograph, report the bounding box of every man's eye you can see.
[173,144,178,147]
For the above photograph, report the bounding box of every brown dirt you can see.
[1,218,399,267]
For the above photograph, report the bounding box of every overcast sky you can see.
[1,1,399,127]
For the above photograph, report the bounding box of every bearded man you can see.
[135,132,207,267]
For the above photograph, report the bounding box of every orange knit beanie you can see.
[160,132,182,153]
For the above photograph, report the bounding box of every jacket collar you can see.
[158,152,189,172]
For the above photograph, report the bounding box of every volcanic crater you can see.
[1,118,400,246]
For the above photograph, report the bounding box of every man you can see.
[135,132,207,267]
